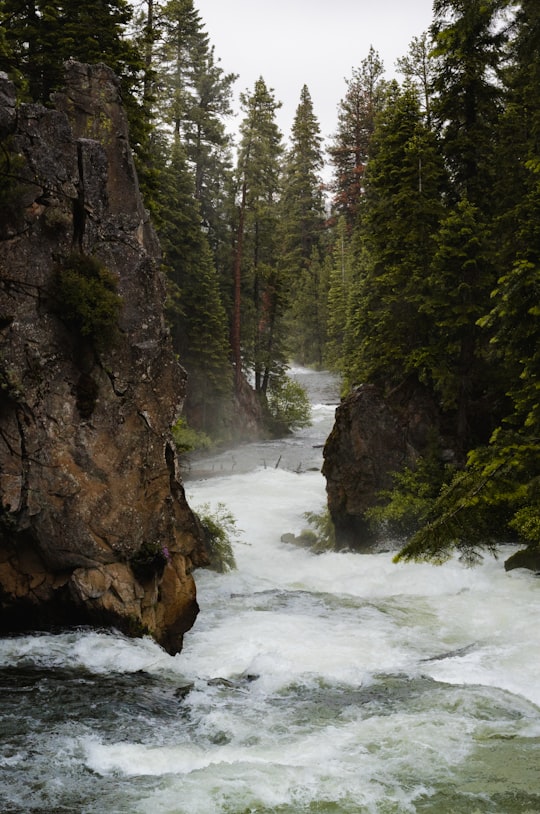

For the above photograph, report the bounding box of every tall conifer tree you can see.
[232,77,284,395]
[153,0,236,264]
[396,32,435,126]
[430,0,509,210]
[325,217,355,373]
[392,3,540,561]
[342,83,444,393]
[423,199,497,451]
[280,85,327,365]
[156,135,231,432]
[328,47,386,229]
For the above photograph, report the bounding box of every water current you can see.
[1,369,539,813]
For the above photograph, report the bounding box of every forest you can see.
[0,0,538,564]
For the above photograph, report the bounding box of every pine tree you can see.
[342,83,445,393]
[430,0,509,210]
[328,46,386,229]
[157,0,207,136]
[385,4,540,563]
[476,0,540,547]
[152,0,236,281]
[285,247,330,368]
[396,31,436,126]
[422,198,498,451]
[0,0,142,103]
[325,217,354,373]
[232,77,284,395]
[156,0,236,193]
[188,44,236,201]
[279,85,327,365]
[0,0,56,99]
[156,135,231,432]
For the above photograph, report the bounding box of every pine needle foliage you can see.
[366,454,453,541]
[394,434,540,564]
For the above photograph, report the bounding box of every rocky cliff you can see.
[0,62,207,653]
[322,383,440,550]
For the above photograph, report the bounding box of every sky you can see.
[195,0,435,149]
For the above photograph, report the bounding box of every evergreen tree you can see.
[325,217,354,373]
[188,44,236,203]
[158,0,207,137]
[156,135,231,432]
[342,83,445,393]
[0,0,142,103]
[156,0,236,195]
[421,198,498,451]
[152,0,236,284]
[279,85,327,365]
[232,77,284,395]
[430,0,509,210]
[328,46,386,229]
[396,31,436,126]
[470,0,540,548]
[394,3,540,562]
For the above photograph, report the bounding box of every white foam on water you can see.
[2,370,539,813]
[186,467,540,708]
[0,627,183,676]
[81,699,478,814]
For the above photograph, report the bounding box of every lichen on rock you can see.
[0,63,207,654]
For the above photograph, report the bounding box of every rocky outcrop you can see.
[0,62,207,653]
[504,546,540,574]
[322,383,439,550]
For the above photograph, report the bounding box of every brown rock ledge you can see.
[0,63,207,653]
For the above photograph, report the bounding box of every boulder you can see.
[0,63,207,653]
[322,383,438,550]
[504,547,540,574]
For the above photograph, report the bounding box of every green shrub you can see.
[130,540,170,581]
[267,375,312,434]
[196,502,238,573]
[53,252,122,350]
[172,417,212,454]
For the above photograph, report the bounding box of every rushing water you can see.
[1,369,539,814]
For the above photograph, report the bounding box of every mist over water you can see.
[1,369,539,813]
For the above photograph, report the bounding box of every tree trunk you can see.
[143,0,154,105]
[232,182,246,393]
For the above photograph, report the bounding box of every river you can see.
[1,369,539,813]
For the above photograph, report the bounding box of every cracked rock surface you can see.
[0,62,207,654]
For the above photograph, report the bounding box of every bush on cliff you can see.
[172,417,212,454]
[52,252,122,350]
[196,502,238,573]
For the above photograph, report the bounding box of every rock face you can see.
[0,62,207,653]
[504,546,540,574]
[322,383,438,550]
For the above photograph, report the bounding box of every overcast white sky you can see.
[196,0,435,149]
